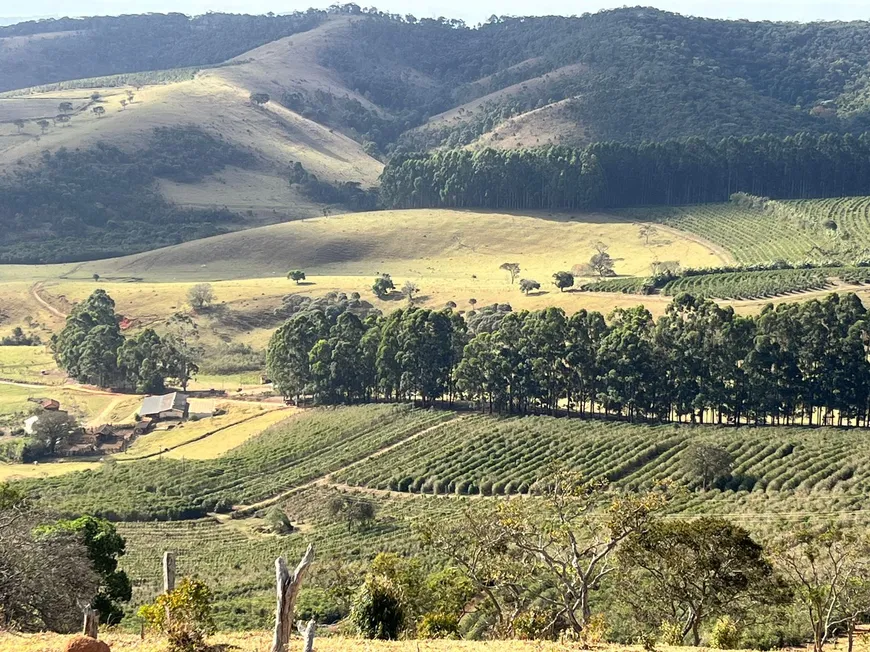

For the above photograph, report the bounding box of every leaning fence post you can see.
[163,551,176,593]
[82,607,98,639]
[270,543,315,652]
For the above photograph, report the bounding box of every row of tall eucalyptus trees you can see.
[266,292,870,426]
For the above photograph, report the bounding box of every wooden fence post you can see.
[270,543,315,652]
[163,551,176,593]
[82,607,98,639]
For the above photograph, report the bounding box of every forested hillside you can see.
[0,12,325,92]
[8,6,870,148]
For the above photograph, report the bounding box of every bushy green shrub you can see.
[351,575,404,640]
[139,577,215,652]
[709,615,741,649]
[417,611,459,639]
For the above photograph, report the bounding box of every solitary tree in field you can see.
[401,281,419,304]
[372,274,395,299]
[250,92,270,105]
[36,119,50,134]
[639,223,657,246]
[589,243,615,278]
[58,101,73,114]
[92,106,106,118]
[13,119,25,133]
[55,114,70,127]
[126,90,134,101]
[468,298,477,308]
[519,279,540,295]
[187,283,215,311]
[92,273,100,282]
[552,271,574,292]
[287,270,306,284]
[90,92,101,102]
[499,262,520,285]
[683,443,733,490]
[120,99,127,110]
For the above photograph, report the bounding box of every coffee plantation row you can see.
[333,414,870,499]
[25,405,453,520]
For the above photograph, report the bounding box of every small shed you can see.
[40,398,60,411]
[188,399,217,420]
[139,393,188,421]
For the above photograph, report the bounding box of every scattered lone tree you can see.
[92,106,106,118]
[13,119,25,133]
[126,90,134,102]
[468,298,477,308]
[187,283,215,311]
[589,243,615,278]
[327,494,377,532]
[287,270,306,284]
[639,224,658,246]
[36,119,50,134]
[401,281,419,304]
[683,443,734,490]
[119,99,127,110]
[251,92,271,105]
[372,274,395,299]
[499,262,521,285]
[552,271,574,292]
[55,114,70,127]
[519,279,540,295]
[58,101,73,113]
[90,92,101,102]
[92,273,100,282]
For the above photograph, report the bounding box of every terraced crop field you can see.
[26,405,454,519]
[333,414,870,509]
[661,268,834,299]
[580,276,651,293]
[632,197,870,266]
[117,486,458,628]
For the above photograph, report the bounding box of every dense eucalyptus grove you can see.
[267,293,870,426]
[380,134,870,210]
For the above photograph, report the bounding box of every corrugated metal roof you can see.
[139,392,187,416]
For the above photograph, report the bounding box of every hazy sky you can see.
[3,0,869,24]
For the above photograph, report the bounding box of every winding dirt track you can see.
[30,282,67,318]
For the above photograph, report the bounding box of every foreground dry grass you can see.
[0,632,727,652]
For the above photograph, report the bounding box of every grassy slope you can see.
[0,209,723,352]
[471,98,588,150]
[0,17,382,223]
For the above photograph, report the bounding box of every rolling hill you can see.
[5,7,870,263]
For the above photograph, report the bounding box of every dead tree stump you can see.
[299,619,316,652]
[82,607,98,639]
[270,543,315,652]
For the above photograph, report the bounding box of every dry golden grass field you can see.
[0,632,779,652]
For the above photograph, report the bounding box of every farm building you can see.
[139,392,188,421]
[39,398,60,411]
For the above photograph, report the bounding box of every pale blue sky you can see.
[1,0,868,24]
